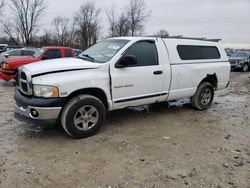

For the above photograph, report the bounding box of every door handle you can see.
[153,70,163,75]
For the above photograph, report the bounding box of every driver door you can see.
[111,40,166,109]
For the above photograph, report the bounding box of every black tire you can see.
[61,95,106,139]
[242,63,249,72]
[190,82,214,110]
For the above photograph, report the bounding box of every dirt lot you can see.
[0,72,249,188]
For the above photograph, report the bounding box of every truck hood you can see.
[22,58,102,76]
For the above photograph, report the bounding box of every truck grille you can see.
[21,72,27,80]
[18,68,32,95]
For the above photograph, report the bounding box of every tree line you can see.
[0,0,168,50]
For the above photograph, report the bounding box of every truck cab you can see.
[14,37,230,139]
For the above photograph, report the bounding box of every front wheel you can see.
[191,82,214,110]
[61,95,106,139]
[242,63,249,72]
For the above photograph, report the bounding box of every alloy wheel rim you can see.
[74,105,99,131]
[201,88,212,106]
[243,65,248,72]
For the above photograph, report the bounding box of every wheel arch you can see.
[199,73,218,89]
[66,88,109,110]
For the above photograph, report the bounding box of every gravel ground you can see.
[0,72,249,188]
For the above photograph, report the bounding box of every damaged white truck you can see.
[14,36,230,138]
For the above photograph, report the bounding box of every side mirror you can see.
[115,55,137,68]
[4,54,9,58]
[42,55,48,60]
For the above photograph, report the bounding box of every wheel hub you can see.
[201,88,211,106]
[74,105,99,131]
[243,64,248,72]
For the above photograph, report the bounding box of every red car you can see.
[0,46,75,81]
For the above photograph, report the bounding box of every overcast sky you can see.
[5,0,250,48]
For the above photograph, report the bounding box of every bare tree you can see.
[106,7,116,37]
[2,21,20,45]
[67,21,77,47]
[0,0,5,38]
[74,1,101,49]
[127,0,151,36]
[106,7,130,37]
[52,17,78,47]
[35,30,54,47]
[116,13,130,37]
[52,16,70,46]
[0,0,4,13]
[155,29,169,37]
[8,0,46,45]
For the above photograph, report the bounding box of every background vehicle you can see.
[73,49,83,57]
[229,51,250,72]
[0,46,74,81]
[0,44,8,53]
[0,48,39,63]
[0,44,23,54]
[14,36,230,139]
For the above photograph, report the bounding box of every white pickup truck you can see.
[14,36,230,138]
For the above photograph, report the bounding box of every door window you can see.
[65,49,73,57]
[45,50,62,59]
[22,50,35,56]
[123,41,158,67]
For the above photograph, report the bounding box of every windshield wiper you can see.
[80,54,95,62]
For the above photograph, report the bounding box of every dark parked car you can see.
[229,51,250,72]
[0,44,23,54]
[0,44,8,54]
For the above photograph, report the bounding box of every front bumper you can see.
[0,69,16,81]
[14,104,62,122]
[14,89,67,124]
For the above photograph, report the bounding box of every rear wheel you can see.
[242,63,249,72]
[61,95,106,139]
[191,82,214,110]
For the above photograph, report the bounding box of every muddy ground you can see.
[0,72,249,188]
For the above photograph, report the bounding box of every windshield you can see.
[79,39,129,63]
[5,49,22,56]
[33,48,45,58]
